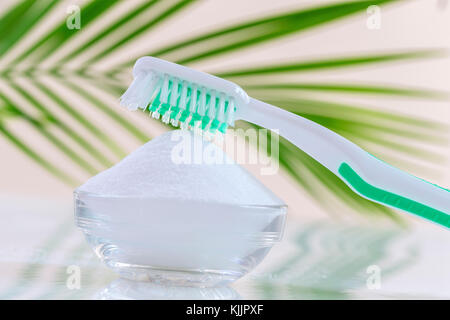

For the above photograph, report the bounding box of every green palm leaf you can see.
[217,51,441,77]
[119,0,397,66]
[244,82,447,99]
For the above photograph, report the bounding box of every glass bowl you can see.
[74,190,287,287]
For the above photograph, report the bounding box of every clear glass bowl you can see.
[74,190,287,287]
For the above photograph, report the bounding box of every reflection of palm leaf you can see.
[0,0,447,221]
[253,222,418,299]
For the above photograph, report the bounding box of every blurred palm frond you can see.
[0,0,448,222]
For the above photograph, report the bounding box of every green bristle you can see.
[166,80,179,122]
[219,123,228,134]
[189,113,201,127]
[159,103,170,116]
[170,106,180,119]
[209,119,220,133]
[179,109,191,123]
[149,92,161,112]
[201,116,211,130]
[146,75,234,135]
[177,87,192,123]
[160,81,174,116]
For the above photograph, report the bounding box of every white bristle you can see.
[207,91,216,118]
[193,120,201,130]
[217,94,226,122]
[204,121,212,132]
[189,84,198,113]
[180,120,189,130]
[147,81,162,110]
[160,74,170,104]
[169,78,179,106]
[120,72,156,110]
[184,114,193,127]
[179,81,188,110]
[225,98,235,125]
[144,76,161,109]
[162,112,171,123]
[197,87,207,116]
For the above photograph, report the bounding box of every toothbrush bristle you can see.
[120,71,236,135]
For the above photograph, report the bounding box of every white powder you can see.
[78,130,283,206]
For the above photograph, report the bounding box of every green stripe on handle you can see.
[338,162,450,228]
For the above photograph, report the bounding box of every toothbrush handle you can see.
[241,98,450,228]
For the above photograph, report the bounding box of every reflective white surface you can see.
[0,195,449,299]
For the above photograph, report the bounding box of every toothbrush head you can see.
[120,56,250,135]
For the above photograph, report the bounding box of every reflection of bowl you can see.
[74,190,287,287]
[95,278,241,300]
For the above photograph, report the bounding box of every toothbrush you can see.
[120,56,450,228]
